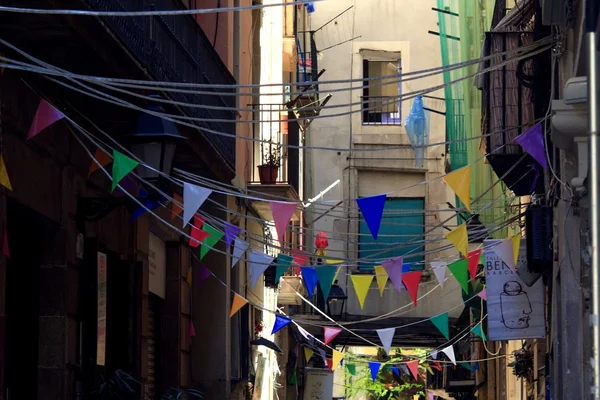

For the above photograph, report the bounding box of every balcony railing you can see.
[361,96,402,125]
[84,0,237,167]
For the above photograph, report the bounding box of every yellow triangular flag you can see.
[425,364,434,375]
[326,259,343,265]
[327,260,343,284]
[332,349,344,370]
[230,293,248,317]
[0,155,12,191]
[445,223,468,257]
[374,265,388,296]
[512,234,521,264]
[443,165,471,210]
[304,347,313,362]
[186,267,192,285]
[350,274,374,309]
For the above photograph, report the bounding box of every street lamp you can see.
[326,280,347,320]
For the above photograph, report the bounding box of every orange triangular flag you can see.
[0,155,12,191]
[230,294,248,317]
[171,193,184,220]
[444,165,471,210]
[88,148,113,177]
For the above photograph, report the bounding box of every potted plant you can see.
[257,142,281,184]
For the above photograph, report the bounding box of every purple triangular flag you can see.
[197,263,211,284]
[382,257,404,293]
[224,222,241,248]
[356,194,387,240]
[514,123,547,169]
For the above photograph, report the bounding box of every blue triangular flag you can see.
[391,366,400,376]
[301,267,318,298]
[272,315,292,334]
[368,361,381,382]
[315,265,338,301]
[356,194,387,240]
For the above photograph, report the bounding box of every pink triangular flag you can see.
[407,360,419,379]
[189,320,196,337]
[270,201,298,245]
[477,288,487,301]
[27,99,65,139]
[324,327,342,345]
[430,261,447,288]
[2,227,9,258]
[382,257,404,293]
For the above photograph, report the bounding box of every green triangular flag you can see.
[346,363,356,376]
[288,371,297,385]
[430,312,449,340]
[111,150,139,192]
[447,258,470,294]
[315,265,338,301]
[200,224,224,259]
[275,254,293,286]
[459,362,473,371]
[471,322,487,341]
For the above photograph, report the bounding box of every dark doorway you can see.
[4,198,57,400]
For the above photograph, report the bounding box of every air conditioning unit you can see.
[540,0,570,26]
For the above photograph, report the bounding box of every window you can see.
[358,198,425,271]
[362,51,402,125]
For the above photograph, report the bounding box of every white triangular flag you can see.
[376,328,396,355]
[249,249,274,288]
[441,345,456,365]
[183,182,212,227]
[231,237,249,268]
[400,364,410,376]
[494,239,516,270]
[430,350,438,360]
[430,261,447,288]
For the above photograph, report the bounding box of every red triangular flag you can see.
[431,361,442,371]
[292,249,308,266]
[88,148,113,177]
[467,249,482,281]
[2,227,9,258]
[270,201,298,245]
[326,358,333,371]
[189,216,208,247]
[27,99,65,139]
[324,327,342,345]
[407,360,419,379]
[401,271,422,306]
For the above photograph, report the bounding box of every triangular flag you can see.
[323,327,342,345]
[441,345,456,365]
[315,265,338,301]
[376,327,395,354]
[0,155,12,191]
[111,150,139,192]
[443,165,471,210]
[270,201,297,245]
[430,350,438,360]
[332,350,344,371]
[401,271,422,306]
[346,363,356,375]
[459,362,473,371]
[445,223,469,257]
[368,361,381,382]
[189,320,196,337]
[275,254,293,286]
[391,367,400,376]
[197,263,211,284]
[232,237,249,268]
[512,235,521,264]
[27,99,65,139]
[471,322,487,341]
[230,294,248,317]
[249,249,274,288]
[425,364,434,375]
[356,194,387,239]
[271,315,291,334]
[288,371,297,385]
[431,361,442,371]
[332,265,342,284]
[2,227,9,258]
[350,274,374,309]
[400,364,410,376]
[88,148,112,176]
[189,216,208,248]
[477,288,487,301]
[182,182,212,227]
[407,360,419,380]
[304,348,314,362]
[325,358,333,371]
[186,266,193,285]
[200,224,224,259]
[430,261,447,288]
[374,265,389,296]
[318,349,327,363]
[494,239,516,271]
[430,313,449,340]
[514,122,547,169]
[467,249,482,281]
[224,222,241,248]
[301,267,318,298]
[170,193,184,221]
[382,257,404,293]
[447,258,470,294]
[292,249,308,266]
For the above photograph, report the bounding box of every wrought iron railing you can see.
[84,0,237,167]
[361,95,402,125]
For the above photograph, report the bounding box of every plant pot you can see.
[258,165,279,184]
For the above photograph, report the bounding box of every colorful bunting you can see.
[325,358,333,371]
[189,216,208,248]
[304,348,314,362]
[301,267,318,298]
[27,99,65,140]
[401,270,422,306]
[431,361,442,371]
[391,367,400,376]
[447,258,470,294]
[514,122,547,169]
[445,223,469,257]
[88,148,112,176]
[0,155,12,191]
[512,235,521,264]
[477,288,487,301]
[407,360,419,380]
[315,265,338,301]
[430,261,447,288]
[368,361,381,382]
[271,315,291,334]
[189,320,196,337]
[459,362,473,371]
[230,293,248,317]
[350,274,374,309]
[332,350,344,371]
[382,257,404,294]
[441,345,456,365]
[400,364,410,377]
[324,327,342,345]
[430,313,449,340]
[430,350,438,360]
[292,249,308,267]
[346,363,356,375]
[111,150,139,192]
[270,201,297,244]
[443,165,471,210]
[376,327,395,354]
[2,227,9,258]
[249,249,274,288]
[232,237,249,268]
[467,249,482,281]
[275,254,293,286]
[374,265,388,296]
[170,193,184,221]
[494,239,516,271]
[356,194,387,239]
[224,222,241,248]
[200,224,224,259]
[182,182,212,227]
[471,322,487,341]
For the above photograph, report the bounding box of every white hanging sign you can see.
[303,368,334,400]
